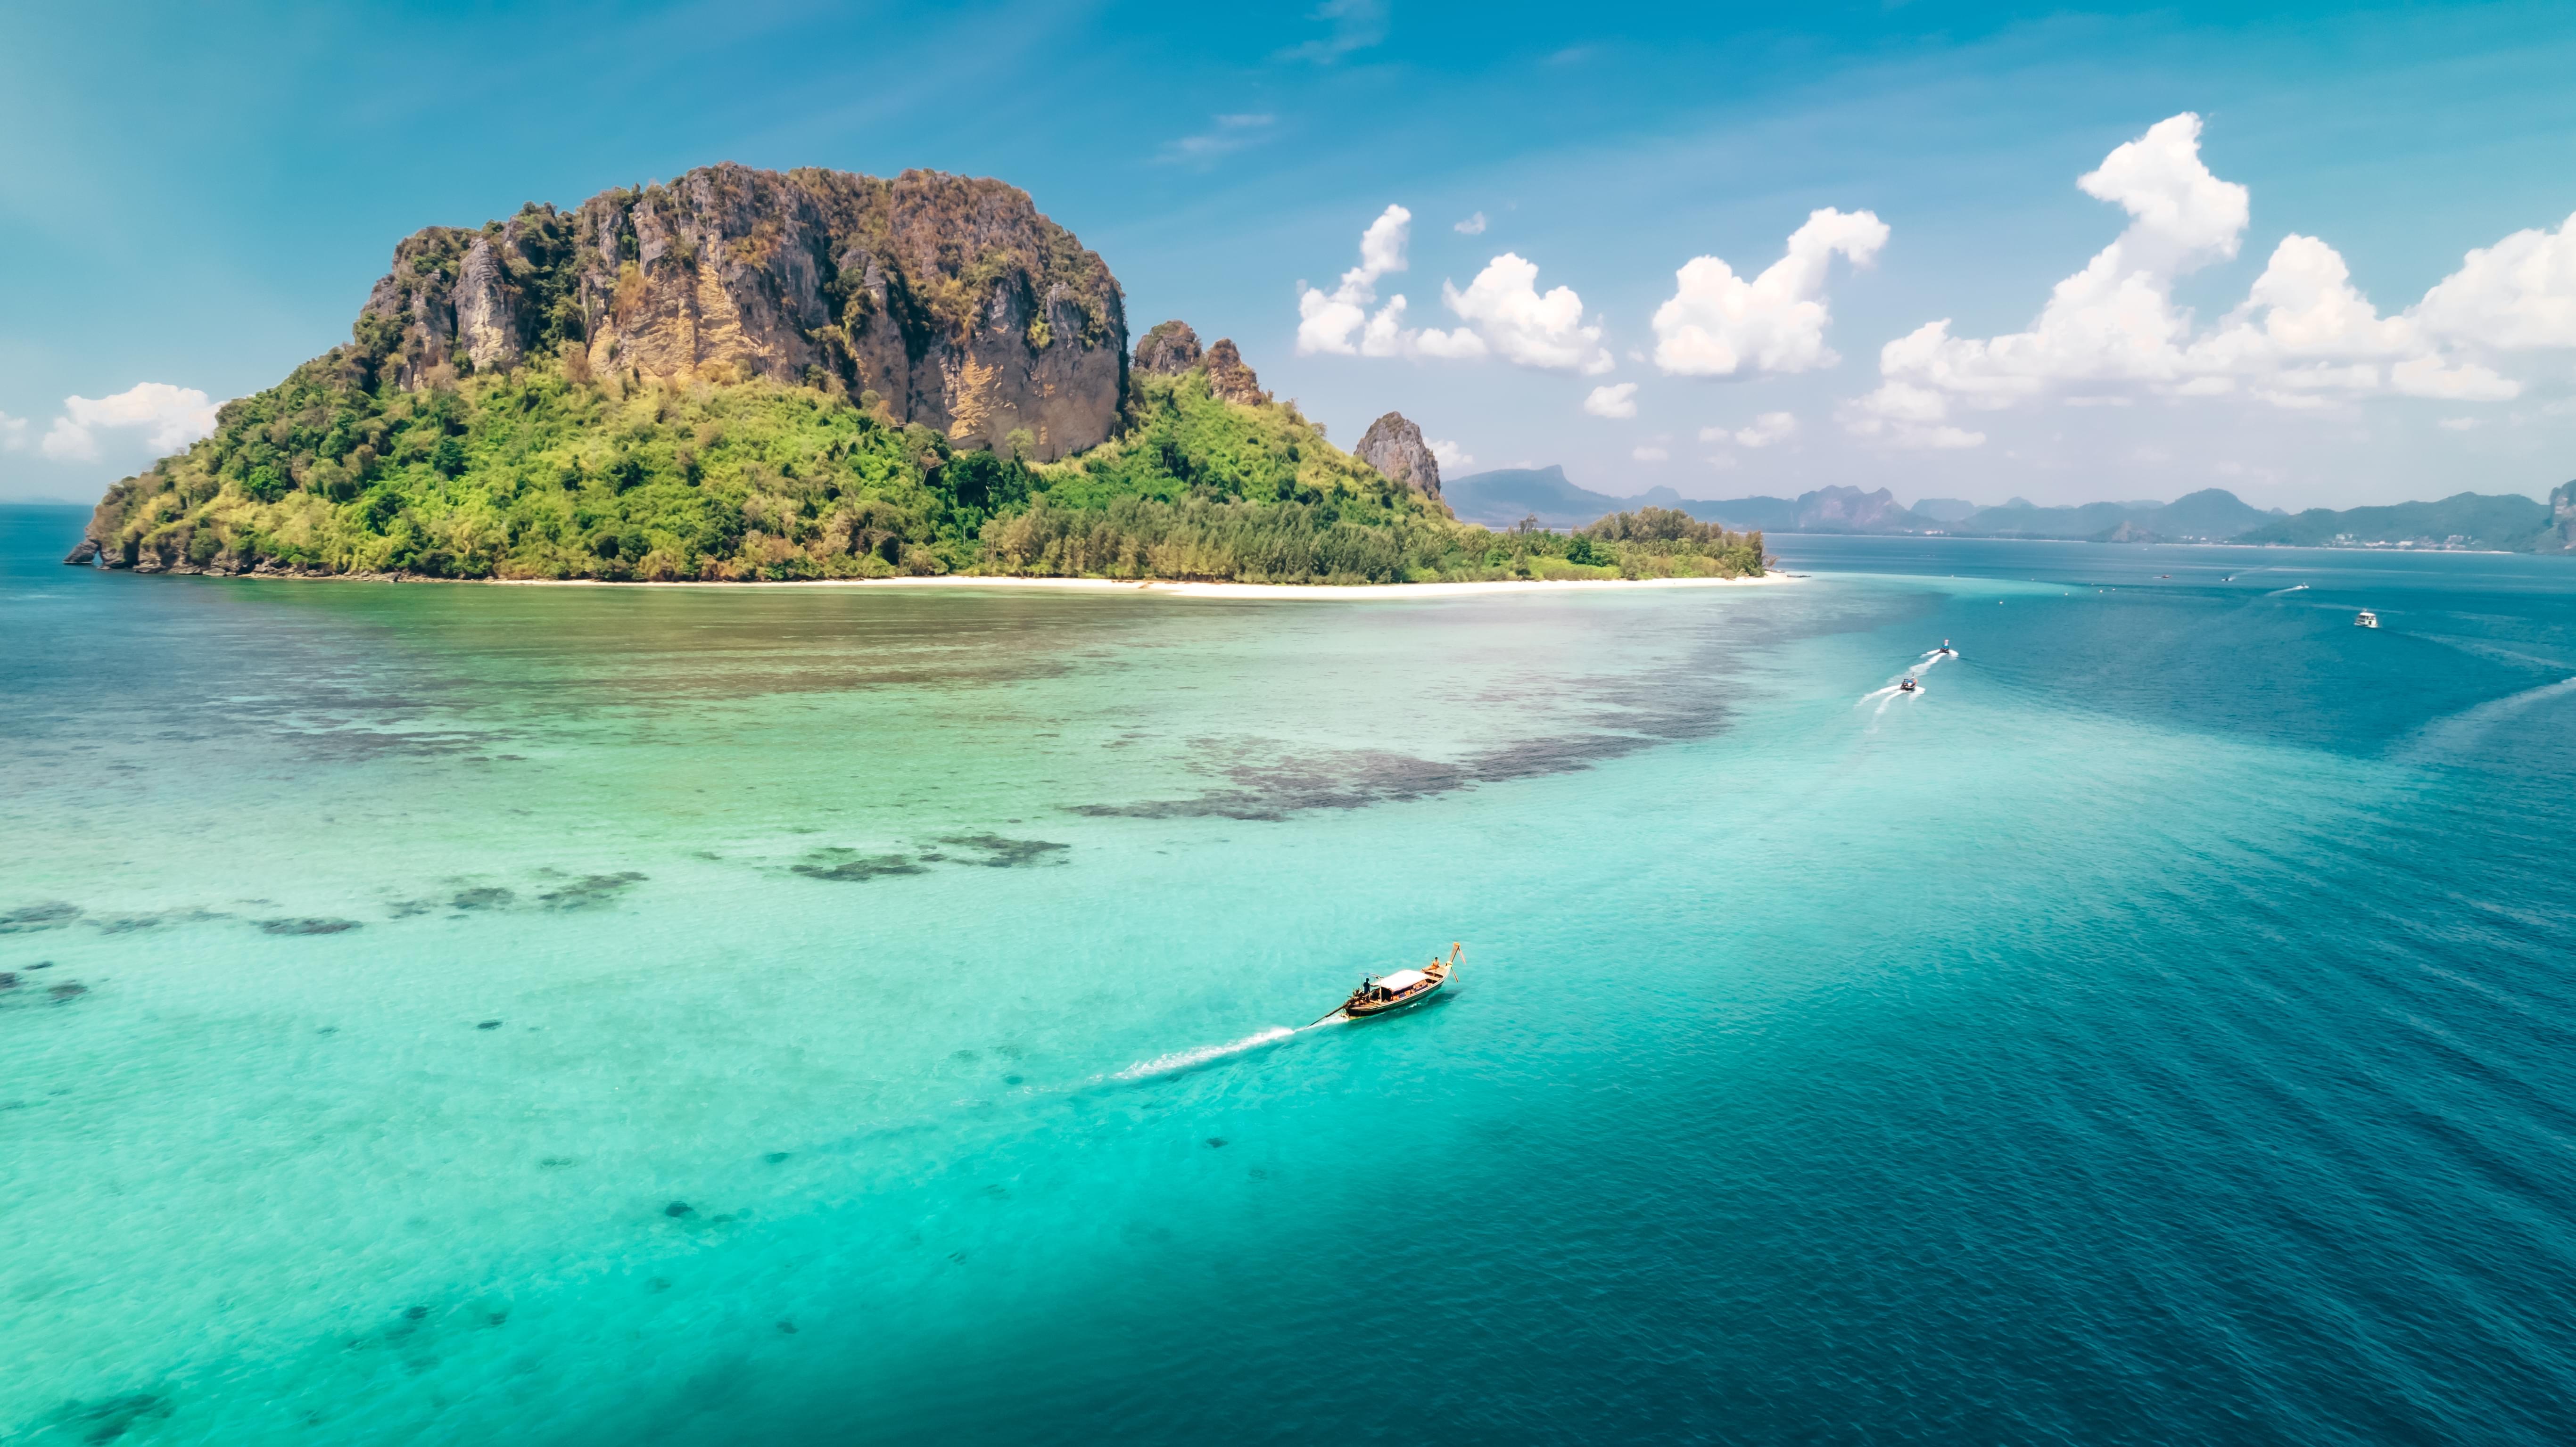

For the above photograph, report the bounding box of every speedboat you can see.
[1934,639,1956,655]
[1336,945,1459,1019]
[2355,609,2380,629]
[1898,676,1918,693]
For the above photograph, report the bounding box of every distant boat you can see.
[1934,639,1956,655]
[1331,945,1459,1020]
[1899,676,1918,693]
[2355,609,2380,629]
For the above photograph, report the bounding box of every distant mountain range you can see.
[1443,467,2576,554]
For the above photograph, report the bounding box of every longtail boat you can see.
[1331,943,1460,1021]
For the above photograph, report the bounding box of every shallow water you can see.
[5,508,2575,1444]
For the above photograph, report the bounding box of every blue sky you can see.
[5,0,2575,508]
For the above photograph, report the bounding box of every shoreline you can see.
[169,569,1794,598]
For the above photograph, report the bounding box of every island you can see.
[66,164,1762,587]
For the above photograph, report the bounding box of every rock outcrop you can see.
[1355,412,1441,498]
[1204,339,1268,406]
[1134,321,1202,375]
[356,164,1129,460]
[1795,485,1915,532]
[2550,481,2576,552]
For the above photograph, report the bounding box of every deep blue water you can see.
[4,506,2575,1444]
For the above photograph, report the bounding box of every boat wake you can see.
[1858,647,1954,713]
[1107,1025,1300,1083]
[2393,675,2576,768]
[2265,583,2310,597]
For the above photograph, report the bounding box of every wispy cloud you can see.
[1158,113,1277,164]
[1277,0,1387,64]
[1454,211,1487,236]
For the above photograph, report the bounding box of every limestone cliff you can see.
[2550,481,2576,552]
[1203,339,1269,406]
[1355,412,1440,499]
[361,164,1127,460]
[1134,321,1202,375]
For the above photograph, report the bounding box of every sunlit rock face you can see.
[360,164,1129,460]
[1356,412,1441,499]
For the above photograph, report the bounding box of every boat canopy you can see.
[1377,969,1429,992]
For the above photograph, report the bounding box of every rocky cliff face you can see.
[2550,481,2576,552]
[1202,339,1269,406]
[1134,320,1202,374]
[1355,412,1440,498]
[359,164,1128,460]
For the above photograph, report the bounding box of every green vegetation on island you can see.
[79,344,1762,585]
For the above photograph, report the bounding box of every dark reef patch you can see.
[49,982,88,1001]
[450,887,516,911]
[534,872,647,910]
[0,901,80,934]
[256,917,361,936]
[1072,720,1728,822]
[788,835,1067,884]
[1062,607,1792,822]
[790,850,929,883]
[939,833,1071,868]
[47,1391,172,1443]
[90,907,225,935]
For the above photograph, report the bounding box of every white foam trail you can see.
[1109,1026,1296,1081]
[2394,676,2576,767]
[2264,584,2309,597]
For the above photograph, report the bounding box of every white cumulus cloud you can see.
[39,382,221,463]
[1298,214,1610,372]
[2412,210,2576,349]
[1428,438,1473,469]
[1444,254,1614,373]
[1652,208,1889,377]
[1296,204,1412,355]
[1454,211,1487,235]
[1632,445,1669,462]
[1699,411,1799,447]
[1845,112,2537,448]
[0,411,26,452]
[1296,207,1486,360]
[1583,383,1638,419]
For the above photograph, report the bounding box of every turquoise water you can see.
[5,504,2575,1444]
